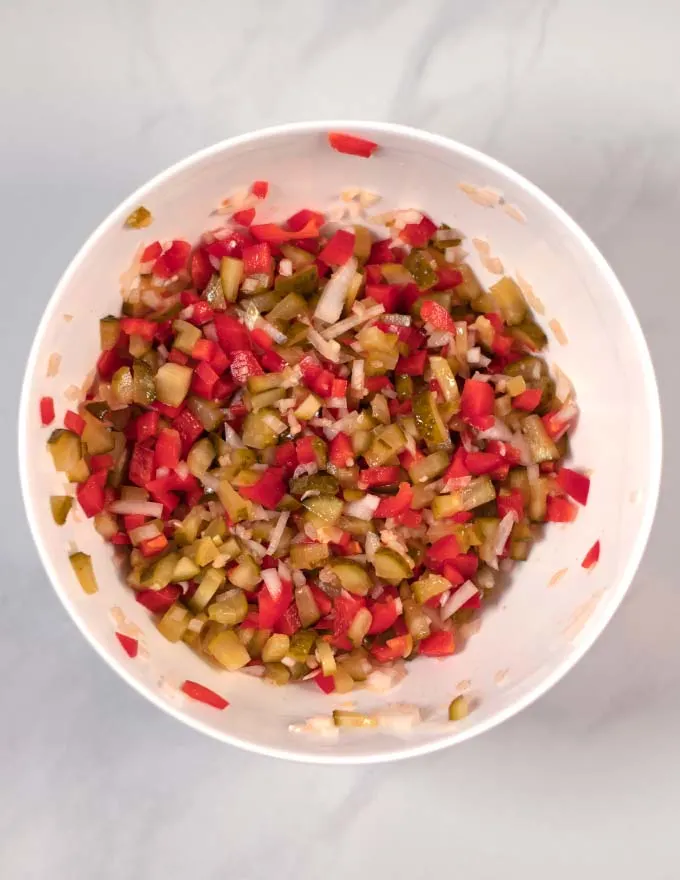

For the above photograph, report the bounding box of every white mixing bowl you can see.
[19,122,662,763]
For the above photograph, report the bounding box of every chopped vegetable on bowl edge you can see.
[43,190,590,695]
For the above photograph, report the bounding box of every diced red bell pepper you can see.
[205,230,254,261]
[513,388,542,412]
[375,482,413,518]
[434,266,464,291]
[365,264,382,284]
[329,432,354,468]
[443,446,470,482]
[371,635,411,663]
[168,349,189,366]
[120,317,156,342]
[396,349,427,375]
[172,409,204,457]
[141,241,162,263]
[250,180,269,199]
[190,301,215,326]
[275,603,302,636]
[582,540,600,570]
[295,435,317,466]
[115,632,138,658]
[89,455,114,476]
[365,284,400,312]
[139,533,169,557]
[250,327,273,351]
[191,338,216,363]
[76,473,107,517]
[189,249,212,290]
[250,219,320,244]
[449,552,478,580]
[460,379,495,431]
[327,131,378,158]
[209,345,230,376]
[330,377,348,398]
[420,299,456,332]
[134,409,159,442]
[230,349,263,385]
[237,467,286,509]
[62,409,84,435]
[309,585,332,617]
[497,489,525,521]
[318,229,355,266]
[556,468,590,506]
[367,597,400,635]
[258,577,293,629]
[365,376,394,394]
[331,592,366,637]
[194,360,220,394]
[181,680,229,710]
[213,314,251,353]
[242,242,272,276]
[181,289,201,307]
[232,207,256,227]
[153,240,191,277]
[464,451,503,476]
[395,508,422,528]
[273,440,297,474]
[441,562,465,587]
[136,584,182,614]
[315,674,336,694]
[129,443,155,487]
[286,208,325,232]
[96,348,126,381]
[358,466,401,490]
[418,630,455,657]
[260,349,287,373]
[546,496,578,523]
[427,535,461,567]
[400,215,437,248]
[542,409,576,442]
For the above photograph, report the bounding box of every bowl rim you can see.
[18,120,663,764]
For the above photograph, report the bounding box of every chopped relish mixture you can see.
[45,183,589,696]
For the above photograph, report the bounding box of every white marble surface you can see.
[1,0,678,876]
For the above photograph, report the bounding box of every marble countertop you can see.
[1,1,678,877]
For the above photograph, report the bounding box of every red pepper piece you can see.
[318,229,355,266]
[295,435,317,466]
[315,674,335,694]
[582,540,600,570]
[258,577,293,629]
[191,338,216,362]
[136,585,182,614]
[115,632,138,658]
[371,635,411,663]
[287,209,326,232]
[512,388,542,412]
[181,680,229,710]
[367,597,400,635]
[497,489,525,521]
[189,249,212,290]
[135,409,159,442]
[128,443,155,487]
[434,266,463,290]
[546,496,578,523]
[237,468,286,509]
[76,473,106,517]
[329,433,355,468]
[427,535,461,567]
[242,242,272,276]
[556,468,590,506]
[460,379,495,431]
[273,440,297,474]
[327,131,378,158]
[232,207,256,227]
[396,349,427,375]
[275,603,302,636]
[153,240,191,277]
[400,215,437,247]
[63,409,85,435]
[375,482,413,518]
[418,630,455,657]
[250,219,320,244]
[464,451,504,476]
[213,314,251,352]
[120,317,157,341]
[141,241,162,263]
[358,466,401,490]
[365,283,400,312]
[251,180,269,199]
[420,299,456,332]
[172,410,203,457]
[230,349,263,385]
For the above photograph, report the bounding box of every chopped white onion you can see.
[380,313,411,326]
[224,423,244,448]
[351,358,366,396]
[278,258,293,277]
[262,568,283,600]
[314,256,358,324]
[345,494,381,521]
[128,522,162,543]
[203,321,218,342]
[366,667,406,693]
[321,302,385,340]
[365,531,380,561]
[108,500,163,517]
[526,463,540,485]
[257,318,287,344]
[307,326,341,363]
[494,511,517,556]
[375,704,422,732]
[262,413,288,435]
[266,511,290,555]
[441,581,479,620]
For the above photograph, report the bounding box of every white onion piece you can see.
[314,257,358,324]
[511,430,533,466]
[203,322,218,342]
[108,500,163,517]
[321,302,384,340]
[375,704,422,732]
[257,318,287,344]
[307,326,341,363]
[224,423,244,448]
[345,494,380,521]
[200,474,221,492]
[262,413,288,435]
[478,419,513,442]
[494,512,517,556]
[174,461,189,480]
[351,358,366,396]
[365,531,380,561]
[441,581,479,620]
[266,511,290,555]
[526,463,540,485]
[261,568,282,600]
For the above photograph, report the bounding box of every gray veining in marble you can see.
[1,0,678,877]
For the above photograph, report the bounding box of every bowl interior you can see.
[20,123,661,762]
